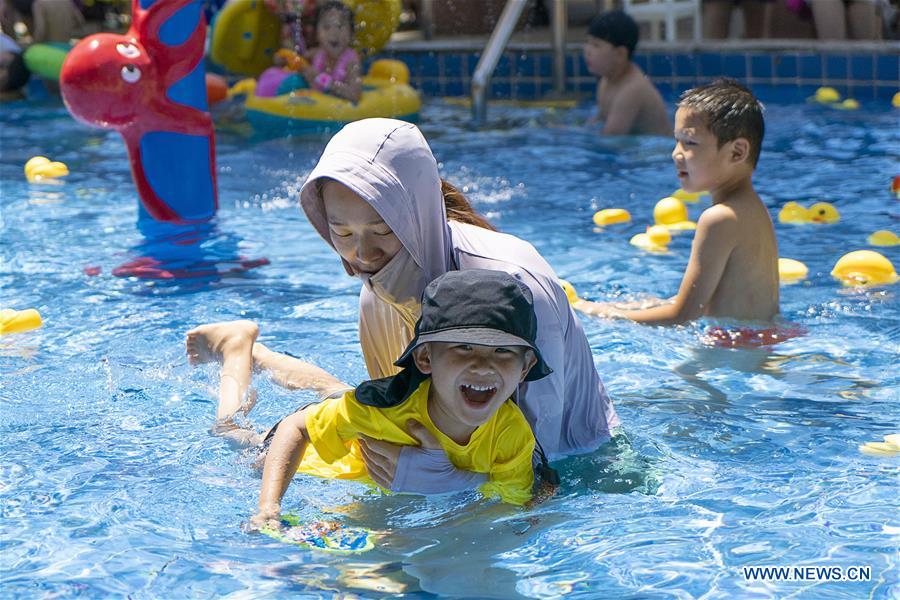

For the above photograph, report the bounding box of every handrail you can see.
[551,0,567,95]
[471,0,528,126]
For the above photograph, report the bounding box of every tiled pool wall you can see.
[383,42,900,102]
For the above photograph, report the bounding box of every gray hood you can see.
[300,118,453,288]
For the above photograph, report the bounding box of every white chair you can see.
[622,0,702,42]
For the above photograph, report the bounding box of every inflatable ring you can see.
[235,59,419,135]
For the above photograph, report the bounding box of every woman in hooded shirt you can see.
[187,118,619,493]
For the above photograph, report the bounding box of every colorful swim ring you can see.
[233,59,420,134]
[210,0,401,77]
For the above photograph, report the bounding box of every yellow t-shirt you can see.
[300,378,535,505]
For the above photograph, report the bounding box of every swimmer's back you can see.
[704,193,779,321]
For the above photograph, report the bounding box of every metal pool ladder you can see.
[471,0,569,126]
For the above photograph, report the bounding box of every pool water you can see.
[1,97,898,598]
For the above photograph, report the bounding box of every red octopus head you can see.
[61,33,157,129]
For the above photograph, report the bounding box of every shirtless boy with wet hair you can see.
[582,10,670,136]
[576,78,779,325]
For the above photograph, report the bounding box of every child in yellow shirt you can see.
[250,269,553,529]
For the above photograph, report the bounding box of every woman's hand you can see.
[358,420,441,488]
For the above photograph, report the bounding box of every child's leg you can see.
[252,342,350,397]
[186,320,259,420]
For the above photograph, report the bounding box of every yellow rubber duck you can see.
[778,258,808,283]
[867,230,900,247]
[831,250,899,287]
[24,156,69,183]
[859,434,900,457]
[0,308,43,335]
[558,279,580,305]
[893,92,900,109]
[809,86,840,104]
[831,98,859,111]
[653,197,696,231]
[592,208,631,227]
[670,188,707,204]
[630,225,671,252]
[777,201,840,224]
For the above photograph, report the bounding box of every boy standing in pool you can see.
[576,79,779,326]
[583,10,670,136]
[208,269,551,528]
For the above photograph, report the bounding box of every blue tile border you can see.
[382,45,900,101]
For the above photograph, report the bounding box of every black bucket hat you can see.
[395,269,551,380]
[355,269,552,409]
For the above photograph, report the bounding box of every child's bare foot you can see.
[186,320,259,366]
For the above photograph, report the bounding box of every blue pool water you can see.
[1,97,898,598]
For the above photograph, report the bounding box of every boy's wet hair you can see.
[678,78,765,167]
[318,0,354,32]
[587,10,639,58]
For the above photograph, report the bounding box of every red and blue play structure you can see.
[60,0,217,224]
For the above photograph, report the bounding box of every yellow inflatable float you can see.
[210,0,401,77]
[778,201,840,224]
[670,188,706,203]
[831,250,898,287]
[592,208,631,227]
[230,58,420,134]
[778,258,808,283]
[630,225,671,252]
[654,197,696,231]
[558,279,580,305]
[867,230,900,247]
[0,308,43,335]
[24,156,69,183]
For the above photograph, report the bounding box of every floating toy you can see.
[778,258,808,283]
[653,197,696,230]
[777,201,840,224]
[558,279,580,305]
[831,250,899,287]
[859,434,900,457]
[868,230,900,247]
[24,156,69,183]
[630,225,671,252]
[205,73,228,105]
[671,188,706,204]
[832,98,859,111]
[261,515,375,554]
[893,92,900,109]
[892,175,900,198]
[22,42,69,81]
[210,0,401,77]
[231,59,420,135]
[60,0,217,224]
[0,308,43,335]
[592,208,631,227]
[809,86,840,104]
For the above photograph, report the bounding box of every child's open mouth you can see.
[459,384,497,406]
